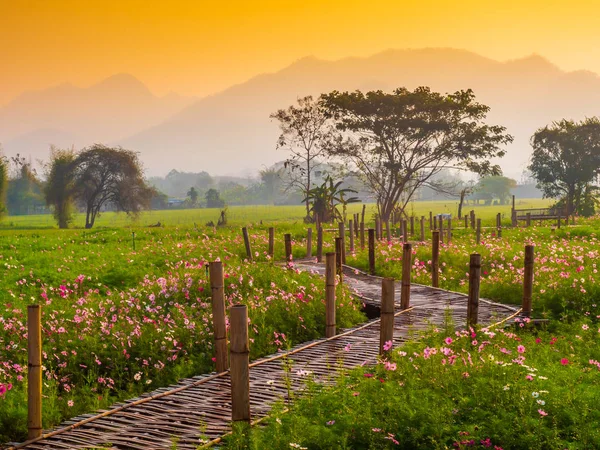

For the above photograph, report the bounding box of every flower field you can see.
[1,207,598,447]
[346,217,600,317]
[0,225,364,442]
[237,319,600,449]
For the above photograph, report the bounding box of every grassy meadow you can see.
[1,198,598,449]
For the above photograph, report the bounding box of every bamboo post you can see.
[284,233,292,262]
[361,204,366,226]
[349,220,355,252]
[306,228,313,258]
[429,211,433,230]
[230,304,250,423]
[360,221,365,250]
[209,262,229,373]
[432,231,440,288]
[470,210,475,229]
[335,237,343,281]
[433,214,437,230]
[355,214,360,238]
[385,220,391,242]
[476,218,481,245]
[420,216,425,242]
[375,218,380,241]
[338,222,346,264]
[325,252,336,338]
[522,245,535,317]
[268,227,274,258]
[28,305,42,440]
[511,195,516,227]
[526,212,531,227]
[410,216,415,236]
[496,213,501,229]
[401,243,412,310]
[439,216,444,244]
[242,227,252,261]
[368,228,376,275]
[467,253,481,327]
[379,278,395,355]
[317,226,323,262]
[447,217,452,243]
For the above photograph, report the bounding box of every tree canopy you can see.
[321,87,512,220]
[270,95,331,219]
[71,145,154,228]
[529,118,600,218]
[45,147,76,228]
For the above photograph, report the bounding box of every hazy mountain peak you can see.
[92,73,153,96]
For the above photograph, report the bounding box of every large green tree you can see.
[72,145,154,228]
[473,176,517,205]
[45,147,76,228]
[321,87,512,221]
[529,118,600,221]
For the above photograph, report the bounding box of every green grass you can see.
[0,198,552,229]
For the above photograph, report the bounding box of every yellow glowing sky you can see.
[2,0,600,105]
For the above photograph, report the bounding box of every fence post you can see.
[470,210,475,230]
[526,213,531,227]
[268,227,274,258]
[379,278,395,355]
[439,216,444,244]
[410,216,415,236]
[432,231,440,288]
[284,233,292,262]
[401,243,412,310]
[368,228,376,275]
[447,217,452,243]
[355,214,360,238]
[317,226,323,262]
[522,245,535,317]
[230,304,250,423]
[209,262,228,373]
[420,216,425,242]
[467,254,481,327]
[242,227,252,261]
[429,211,433,230]
[349,220,355,252]
[338,222,346,264]
[306,228,313,258]
[375,218,380,241]
[335,237,343,281]
[476,218,481,245]
[28,305,42,440]
[402,219,408,243]
[360,222,365,250]
[325,252,337,338]
[511,195,516,227]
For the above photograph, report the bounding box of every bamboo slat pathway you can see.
[10,261,519,450]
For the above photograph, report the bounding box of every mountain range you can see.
[2,48,600,177]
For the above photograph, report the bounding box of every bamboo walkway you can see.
[10,261,519,450]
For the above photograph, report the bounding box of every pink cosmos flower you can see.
[517,345,526,354]
[444,337,453,345]
[383,340,393,351]
[560,358,569,365]
[538,409,548,416]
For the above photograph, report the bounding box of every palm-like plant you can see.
[302,175,360,223]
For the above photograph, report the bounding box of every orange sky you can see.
[2,0,600,105]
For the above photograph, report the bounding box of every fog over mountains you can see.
[2,48,600,178]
